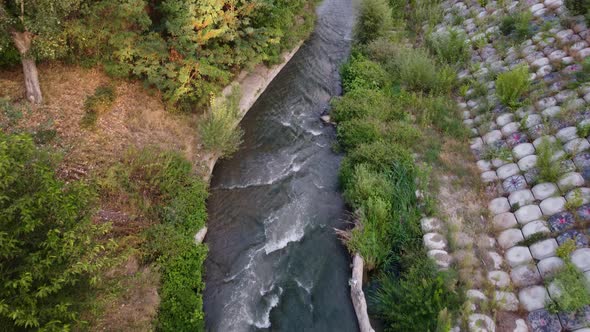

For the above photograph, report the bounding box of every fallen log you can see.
[350,253,375,332]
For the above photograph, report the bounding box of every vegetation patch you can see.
[335,0,466,329]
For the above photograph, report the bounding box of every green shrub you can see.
[385,121,422,147]
[337,118,383,150]
[341,54,390,93]
[81,84,117,128]
[536,138,563,183]
[549,241,590,313]
[372,256,462,332]
[347,196,394,269]
[495,65,530,108]
[339,141,415,186]
[0,133,111,330]
[198,91,244,158]
[355,0,394,44]
[344,164,394,208]
[394,48,439,93]
[331,88,406,123]
[426,29,470,65]
[499,11,533,41]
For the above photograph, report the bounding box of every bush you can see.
[198,91,244,158]
[495,65,530,108]
[337,118,383,150]
[81,84,117,128]
[355,0,393,44]
[344,164,394,208]
[331,88,406,123]
[426,29,470,65]
[372,256,462,332]
[0,133,111,330]
[394,48,440,93]
[341,54,390,93]
[499,11,533,41]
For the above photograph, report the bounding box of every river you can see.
[203,0,358,330]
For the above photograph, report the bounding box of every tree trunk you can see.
[350,253,375,332]
[11,31,43,105]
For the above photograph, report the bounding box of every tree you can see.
[0,133,111,329]
[0,1,81,104]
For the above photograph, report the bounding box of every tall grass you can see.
[495,65,530,108]
[198,89,243,158]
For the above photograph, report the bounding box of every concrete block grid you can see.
[423,0,590,331]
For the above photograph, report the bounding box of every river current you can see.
[203,1,358,330]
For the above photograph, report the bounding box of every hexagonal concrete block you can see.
[530,238,558,260]
[558,172,585,191]
[428,250,452,269]
[497,163,521,180]
[489,197,510,215]
[506,246,534,267]
[557,126,578,143]
[513,143,535,160]
[532,182,559,200]
[498,229,525,249]
[571,248,590,272]
[482,170,499,183]
[488,270,511,288]
[519,285,551,311]
[423,232,447,250]
[509,189,535,207]
[421,217,443,233]
[522,220,551,239]
[564,138,590,154]
[511,264,542,287]
[537,256,565,279]
[515,204,543,225]
[540,196,567,216]
[518,154,537,171]
[484,130,503,144]
[468,314,496,332]
[494,291,519,311]
[492,212,518,231]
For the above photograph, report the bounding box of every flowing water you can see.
[203,0,358,330]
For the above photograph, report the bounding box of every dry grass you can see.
[0,63,207,179]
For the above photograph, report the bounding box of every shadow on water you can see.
[203,0,359,330]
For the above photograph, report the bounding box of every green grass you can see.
[496,65,530,108]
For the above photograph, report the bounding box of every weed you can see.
[577,122,590,137]
[517,232,550,246]
[495,65,530,108]
[547,252,590,313]
[500,11,533,41]
[426,29,470,65]
[536,138,564,183]
[482,145,512,161]
[565,189,585,212]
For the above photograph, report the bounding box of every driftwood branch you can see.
[350,253,375,332]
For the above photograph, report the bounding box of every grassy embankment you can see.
[334,0,475,330]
